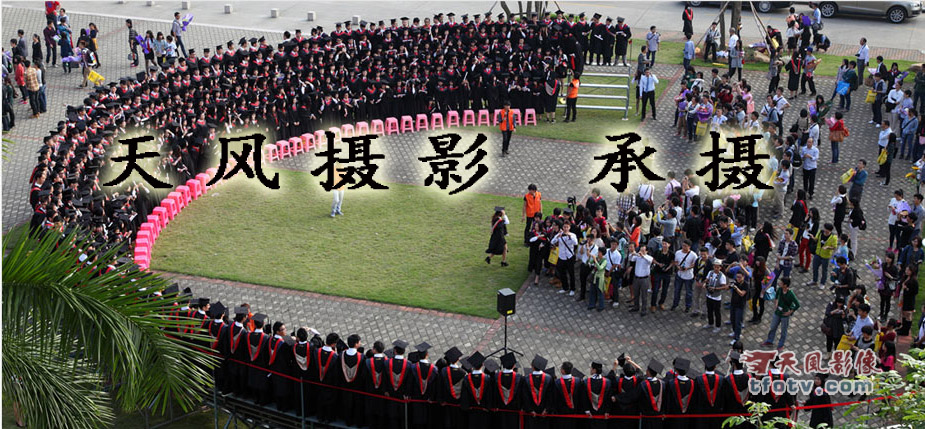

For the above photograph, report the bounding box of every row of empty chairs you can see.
[134,167,225,270]
[265,108,539,162]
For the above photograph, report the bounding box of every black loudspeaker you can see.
[497,288,516,316]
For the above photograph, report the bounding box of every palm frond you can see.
[2,137,14,161]
[3,231,216,428]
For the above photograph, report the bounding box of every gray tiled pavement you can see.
[1,6,908,425]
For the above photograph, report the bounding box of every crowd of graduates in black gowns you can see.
[24,8,646,268]
[166,289,838,429]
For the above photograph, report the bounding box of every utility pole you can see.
[731,0,743,34]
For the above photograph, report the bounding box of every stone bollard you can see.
[270,8,279,18]
[307,11,316,21]
[146,0,155,5]
[182,0,191,10]
[352,15,360,25]
[224,4,233,14]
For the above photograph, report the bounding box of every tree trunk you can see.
[525,1,532,17]
[731,0,743,34]
[501,1,513,19]
[518,1,524,18]
[719,2,727,49]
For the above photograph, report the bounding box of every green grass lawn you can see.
[651,38,920,77]
[487,74,669,143]
[152,169,565,318]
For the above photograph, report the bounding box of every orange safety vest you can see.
[567,79,580,99]
[499,109,516,131]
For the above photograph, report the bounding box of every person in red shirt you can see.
[45,1,60,25]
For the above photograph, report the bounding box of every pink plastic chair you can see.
[206,167,218,181]
[160,199,177,221]
[355,121,370,135]
[145,215,162,236]
[136,230,153,244]
[195,173,209,191]
[371,119,385,135]
[134,254,150,270]
[462,110,476,126]
[175,186,191,206]
[289,137,305,155]
[477,110,491,126]
[447,111,460,127]
[168,191,186,210]
[400,116,415,133]
[415,114,430,131]
[314,130,328,150]
[512,109,523,126]
[385,117,400,135]
[134,246,150,263]
[327,127,342,142]
[431,113,445,130]
[151,206,170,225]
[186,179,202,200]
[301,133,316,151]
[136,238,152,255]
[524,108,538,125]
[492,109,503,125]
[264,144,280,162]
[276,140,292,159]
[140,222,158,241]
[341,123,356,138]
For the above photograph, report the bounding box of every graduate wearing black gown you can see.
[245,314,271,403]
[486,209,509,265]
[494,352,523,429]
[618,359,666,429]
[337,334,366,427]
[581,361,611,429]
[522,355,556,429]
[437,347,466,429]
[459,351,491,429]
[216,307,249,395]
[408,343,437,429]
[267,321,294,412]
[311,333,340,423]
[721,353,753,429]
[663,358,697,429]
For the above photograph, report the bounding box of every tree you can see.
[2,231,214,429]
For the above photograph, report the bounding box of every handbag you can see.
[836,334,855,351]
[864,75,875,87]
[865,89,877,104]
[919,135,925,145]
[763,286,776,301]
[830,129,844,142]
[812,22,824,31]
[821,321,832,336]
[127,53,134,61]
[878,148,888,165]
[696,121,708,136]
[841,168,855,184]
[836,81,850,96]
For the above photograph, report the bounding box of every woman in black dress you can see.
[785,53,803,99]
[899,264,919,335]
[486,208,510,267]
[805,373,833,428]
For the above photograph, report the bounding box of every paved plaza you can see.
[4,3,924,425]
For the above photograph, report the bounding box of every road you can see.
[6,1,924,56]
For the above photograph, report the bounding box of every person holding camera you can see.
[552,221,578,295]
[628,245,654,316]
[704,259,728,333]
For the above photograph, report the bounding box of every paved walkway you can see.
[1,6,908,425]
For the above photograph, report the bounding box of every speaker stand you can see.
[486,314,523,358]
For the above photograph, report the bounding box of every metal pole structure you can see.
[695,1,732,47]
[404,401,410,429]
[300,381,306,429]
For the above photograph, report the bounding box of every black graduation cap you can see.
[393,339,408,350]
[551,24,564,32]
[415,342,431,353]
[648,359,664,375]
[163,283,180,296]
[675,358,691,373]
[384,349,395,359]
[484,11,492,17]
[461,14,468,19]
[238,37,247,45]
[543,367,556,376]
[399,16,409,21]
[460,354,473,371]
[500,352,517,369]
[447,12,455,17]
[473,14,481,18]
[591,361,603,371]
[258,36,265,43]
[284,336,296,346]
[494,206,505,212]
[390,18,397,24]
[729,351,741,362]
[209,301,226,318]
[571,368,585,378]
[335,22,343,27]
[233,306,248,316]
[468,351,486,368]
[579,12,586,18]
[617,16,625,23]
[484,358,500,373]
[606,16,613,22]
[592,13,602,19]
[408,351,422,363]
[532,355,548,370]
[252,313,268,324]
[359,20,368,26]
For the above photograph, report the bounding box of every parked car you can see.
[817,1,922,23]
[686,1,794,13]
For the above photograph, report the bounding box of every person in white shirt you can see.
[638,182,655,206]
[848,304,874,340]
[551,222,578,295]
[664,172,681,199]
[629,245,654,316]
[801,138,820,199]
[886,82,905,132]
[774,159,792,217]
[856,38,869,83]
[605,239,624,308]
[577,230,599,300]
[887,189,905,251]
[671,239,698,312]
[639,68,658,121]
[704,259,728,333]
